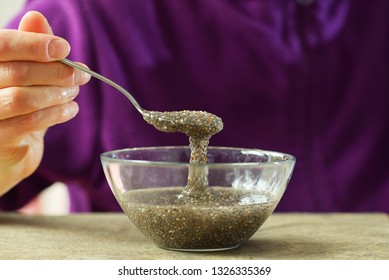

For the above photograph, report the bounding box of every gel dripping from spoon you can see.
[143,110,223,203]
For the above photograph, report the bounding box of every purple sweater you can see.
[1,0,389,212]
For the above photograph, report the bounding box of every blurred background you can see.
[1,0,70,215]
[0,0,26,27]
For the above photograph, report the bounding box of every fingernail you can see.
[63,102,79,117]
[74,70,91,84]
[48,38,71,59]
[62,87,79,99]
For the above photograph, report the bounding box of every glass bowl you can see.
[101,146,295,252]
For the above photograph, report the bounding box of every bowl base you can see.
[160,244,241,252]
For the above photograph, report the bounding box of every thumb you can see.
[14,11,70,61]
[18,11,54,35]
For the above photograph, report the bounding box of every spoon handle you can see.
[60,58,144,114]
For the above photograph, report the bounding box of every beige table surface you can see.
[0,213,388,260]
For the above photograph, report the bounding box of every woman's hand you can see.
[0,11,90,196]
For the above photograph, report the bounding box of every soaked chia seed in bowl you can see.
[119,187,277,251]
[118,109,276,250]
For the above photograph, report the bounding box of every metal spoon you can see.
[60,58,144,114]
[60,58,223,139]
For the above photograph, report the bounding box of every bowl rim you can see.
[100,146,296,168]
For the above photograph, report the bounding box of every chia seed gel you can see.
[134,110,274,250]
[143,110,223,164]
[143,110,223,202]
[120,187,277,250]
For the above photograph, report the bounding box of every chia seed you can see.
[142,110,223,165]
[120,187,276,250]
[143,110,223,202]
[130,109,273,250]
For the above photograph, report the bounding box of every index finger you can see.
[0,29,70,62]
